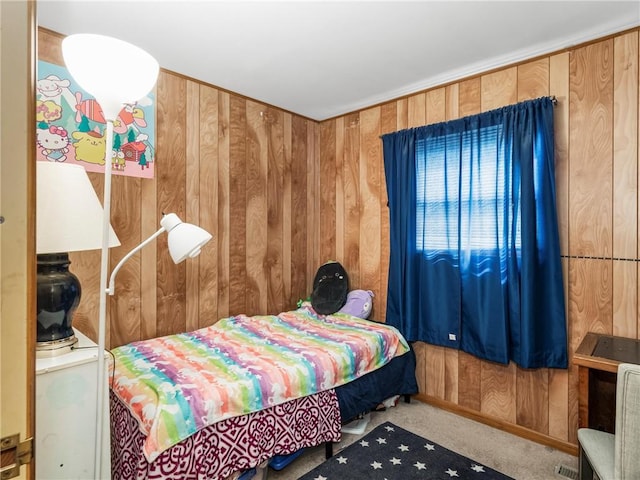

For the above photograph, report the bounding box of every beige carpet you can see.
[268,400,578,480]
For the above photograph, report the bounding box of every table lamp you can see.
[36,161,120,356]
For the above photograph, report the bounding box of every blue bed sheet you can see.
[335,343,418,423]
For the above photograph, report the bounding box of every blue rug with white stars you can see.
[298,422,514,480]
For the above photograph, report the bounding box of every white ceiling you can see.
[37,1,640,121]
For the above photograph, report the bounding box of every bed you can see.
[109,304,418,480]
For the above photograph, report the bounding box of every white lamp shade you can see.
[160,213,212,264]
[37,162,120,253]
[62,34,159,122]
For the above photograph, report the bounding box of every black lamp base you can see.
[36,252,81,356]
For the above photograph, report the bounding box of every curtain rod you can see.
[379,96,558,139]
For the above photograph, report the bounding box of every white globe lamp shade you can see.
[62,34,159,121]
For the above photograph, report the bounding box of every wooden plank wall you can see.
[318,27,639,449]
[39,26,639,450]
[38,28,320,348]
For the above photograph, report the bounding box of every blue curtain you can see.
[382,97,567,369]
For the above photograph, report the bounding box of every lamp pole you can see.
[95,117,115,479]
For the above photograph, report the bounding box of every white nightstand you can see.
[35,329,111,479]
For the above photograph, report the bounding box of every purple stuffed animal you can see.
[338,289,374,319]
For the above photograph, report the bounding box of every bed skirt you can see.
[110,389,342,480]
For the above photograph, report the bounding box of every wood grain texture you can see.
[344,113,360,288]
[266,107,285,314]
[185,80,201,332]
[156,72,187,337]
[140,169,158,341]
[396,98,408,131]
[359,107,381,301]
[481,361,516,423]
[481,67,517,111]
[549,53,570,442]
[517,58,549,101]
[227,95,247,316]
[335,116,345,263]
[291,116,308,305]
[307,123,320,289]
[613,32,638,260]
[516,366,549,433]
[613,260,637,338]
[548,368,570,441]
[551,52,570,257]
[569,40,614,258]
[198,84,219,327]
[282,114,293,307]
[319,122,337,264]
[407,92,426,128]
[109,175,142,346]
[245,101,269,316]
[379,102,396,321]
[216,91,230,320]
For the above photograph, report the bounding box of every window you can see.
[415,124,521,254]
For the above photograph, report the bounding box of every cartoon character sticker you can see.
[36,60,156,179]
[37,125,70,162]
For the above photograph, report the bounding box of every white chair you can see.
[577,362,640,480]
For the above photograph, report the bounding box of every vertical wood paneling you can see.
[109,175,142,346]
[185,81,201,332]
[549,51,570,442]
[613,32,638,339]
[613,32,638,260]
[517,58,549,100]
[344,113,360,287]
[282,113,293,307]
[198,84,219,327]
[156,72,187,337]
[379,102,396,321]
[228,95,247,316]
[335,117,345,263]
[319,122,336,264]
[140,169,157,340]
[291,116,308,305]
[481,67,518,111]
[217,91,230,319]
[245,101,269,315]
[359,107,381,304]
[638,31,640,341]
[267,107,285,314]
[307,123,320,287]
[407,92,426,128]
[396,98,408,130]
[569,40,614,258]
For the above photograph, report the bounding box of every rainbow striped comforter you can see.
[110,305,410,461]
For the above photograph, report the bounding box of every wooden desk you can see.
[574,332,640,432]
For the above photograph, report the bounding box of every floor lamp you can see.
[62,34,212,479]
